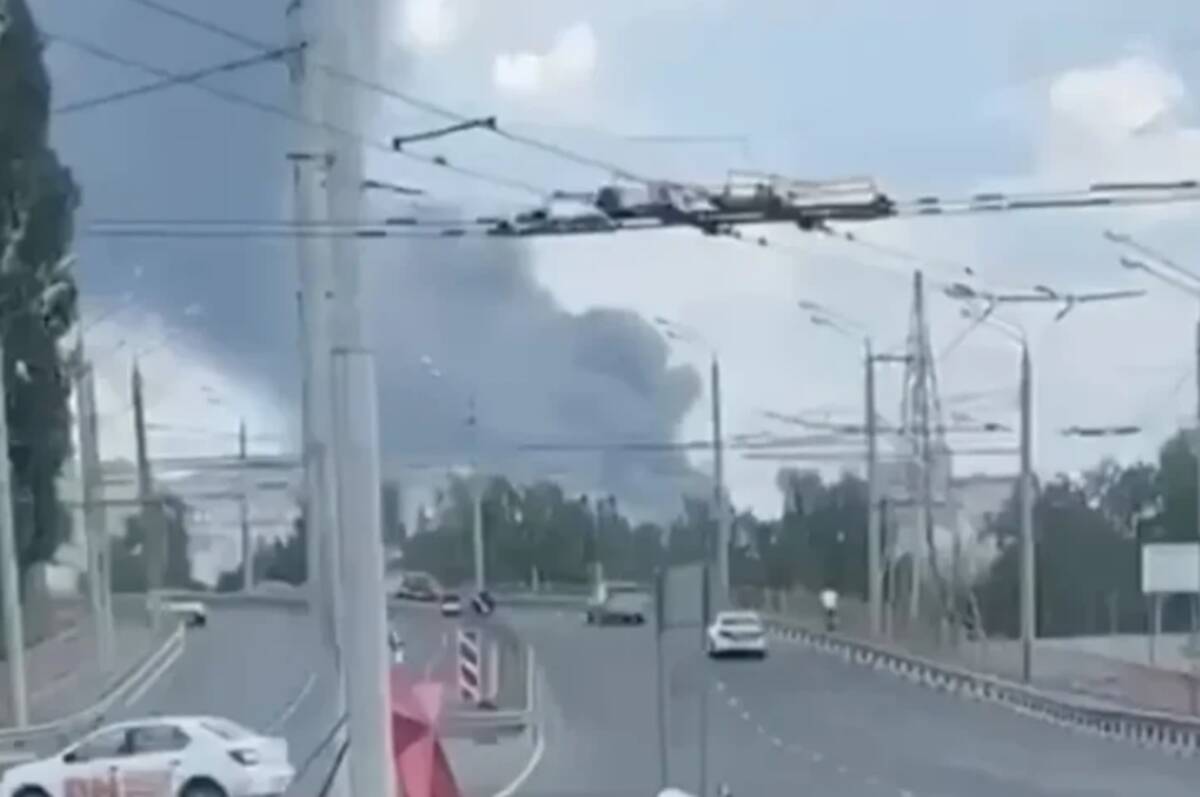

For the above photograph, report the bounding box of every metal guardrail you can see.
[152,588,309,611]
[0,618,185,764]
[764,614,1200,756]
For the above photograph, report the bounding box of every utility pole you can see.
[865,342,881,637]
[469,395,485,594]
[287,0,341,668]
[1019,343,1035,682]
[911,276,932,623]
[0,338,27,727]
[131,362,162,613]
[321,0,394,793]
[239,419,252,593]
[75,350,114,671]
[711,356,729,607]
[1194,316,1200,648]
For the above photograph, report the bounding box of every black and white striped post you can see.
[457,628,482,705]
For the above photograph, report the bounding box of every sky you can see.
[30,0,1200,520]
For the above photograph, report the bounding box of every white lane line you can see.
[770,736,783,747]
[492,640,546,797]
[727,696,739,707]
[267,671,318,733]
[740,710,751,721]
[493,723,546,797]
[811,752,824,763]
[836,764,848,775]
[756,724,766,734]
[899,790,914,797]
[715,681,726,692]
[123,635,185,708]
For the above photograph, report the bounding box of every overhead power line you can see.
[53,42,298,114]
[49,29,545,198]
[121,0,657,185]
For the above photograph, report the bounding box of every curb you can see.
[765,616,1200,757]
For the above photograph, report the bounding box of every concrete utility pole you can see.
[239,419,252,593]
[131,362,163,609]
[1019,343,1035,682]
[75,351,114,671]
[710,356,729,607]
[865,342,880,636]
[0,338,27,727]
[320,0,394,793]
[287,0,339,653]
[468,395,485,594]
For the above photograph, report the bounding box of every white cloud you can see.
[493,22,598,96]
[401,0,459,50]
[1032,55,1200,185]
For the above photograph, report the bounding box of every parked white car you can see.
[0,716,294,797]
[706,611,768,658]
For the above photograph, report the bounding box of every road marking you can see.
[770,736,783,747]
[493,641,545,797]
[811,752,824,763]
[836,765,848,775]
[715,680,726,691]
[123,634,185,708]
[756,724,766,734]
[899,790,914,797]
[865,776,882,786]
[740,709,751,721]
[492,722,545,797]
[268,671,318,733]
[727,696,738,707]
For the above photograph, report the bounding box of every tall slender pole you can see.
[321,0,394,792]
[698,560,710,797]
[76,357,113,670]
[131,362,162,615]
[239,419,252,592]
[469,395,485,594]
[711,356,728,608]
[330,348,395,797]
[1019,342,1035,682]
[865,341,881,637]
[0,339,27,727]
[1193,316,1200,651]
[653,569,668,789]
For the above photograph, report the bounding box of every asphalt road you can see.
[113,601,529,797]
[503,607,1200,797]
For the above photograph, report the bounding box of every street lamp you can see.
[961,306,1036,682]
[802,299,907,638]
[653,317,729,609]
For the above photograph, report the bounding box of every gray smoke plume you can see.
[47,0,707,520]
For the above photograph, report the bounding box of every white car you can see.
[440,593,462,618]
[0,716,293,797]
[706,611,768,658]
[165,600,208,628]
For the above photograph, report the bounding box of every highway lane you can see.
[716,637,1200,797]
[503,606,1200,797]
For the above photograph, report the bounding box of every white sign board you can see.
[1141,542,1200,594]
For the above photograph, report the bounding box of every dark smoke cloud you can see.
[40,0,706,519]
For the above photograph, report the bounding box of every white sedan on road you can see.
[1,716,294,797]
[706,611,768,659]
